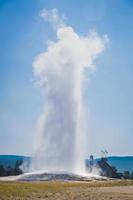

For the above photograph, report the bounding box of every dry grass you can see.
[0,180,133,200]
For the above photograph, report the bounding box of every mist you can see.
[30,9,108,174]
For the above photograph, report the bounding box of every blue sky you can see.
[0,0,133,157]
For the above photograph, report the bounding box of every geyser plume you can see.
[30,9,108,174]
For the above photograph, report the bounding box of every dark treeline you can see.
[0,160,23,176]
[118,171,133,180]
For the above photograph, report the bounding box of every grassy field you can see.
[0,180,133,200]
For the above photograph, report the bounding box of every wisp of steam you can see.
[30,9,108,175]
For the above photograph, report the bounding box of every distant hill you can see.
[106,156,133,173]
[93,156,133,173]
[86,156,133,173]
[0,155,133,173]
[0,155,30,167]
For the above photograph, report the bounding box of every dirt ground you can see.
[0,181,133,200]
[97,186,133,200]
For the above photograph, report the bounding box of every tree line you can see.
[0,160,23,176]
[118,171,133,179]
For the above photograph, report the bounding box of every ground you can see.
[0,180,133,200]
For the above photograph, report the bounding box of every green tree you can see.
[131,172,133,179]
[0,165,6,176]
[6,166,14,176]
[14,160,23,175]
[124,171,130,179]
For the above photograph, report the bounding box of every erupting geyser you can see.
[30,9,108,175]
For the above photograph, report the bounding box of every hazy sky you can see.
[0,0,133,157]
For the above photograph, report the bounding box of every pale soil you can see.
[97,186,133,200]
[0,181,133,200]
[99,185,133,193]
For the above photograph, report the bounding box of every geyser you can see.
[30,9,108,175]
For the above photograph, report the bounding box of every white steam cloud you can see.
[40,8,66,29]
[30,9,108,174]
